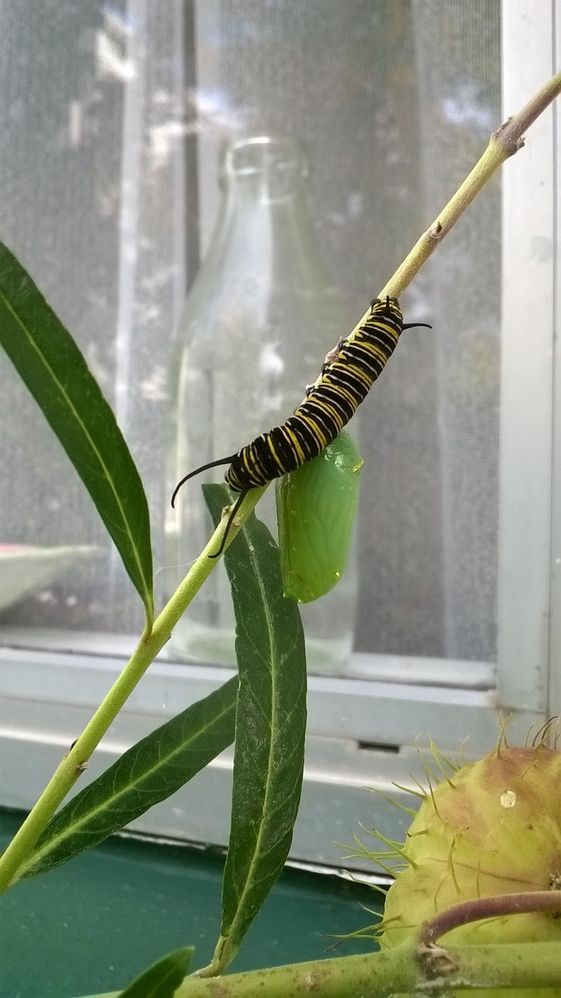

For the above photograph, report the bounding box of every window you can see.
[0,0,557,870]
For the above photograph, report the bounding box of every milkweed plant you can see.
[0,73,561,998]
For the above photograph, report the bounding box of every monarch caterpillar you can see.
[171,296,430,557]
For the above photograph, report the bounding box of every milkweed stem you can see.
[359,71,561,326]
[0,488,265,892]
[89,940,561,997]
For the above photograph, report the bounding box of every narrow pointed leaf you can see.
[0,242,153,622]
[118,946,193,998]
[18,677,238,880]
[202,485,307,975]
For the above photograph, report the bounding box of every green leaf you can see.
[202,485,307,975]
[0,242,153,623]
[18,677,237,880]
[118,946,193,998]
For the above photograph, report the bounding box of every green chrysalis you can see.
[275,429,364,603]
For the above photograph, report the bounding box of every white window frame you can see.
[0,0,558,872]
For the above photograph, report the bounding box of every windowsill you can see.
[0,630,544,869]
[0,806,378,998]
[0,625,496,689]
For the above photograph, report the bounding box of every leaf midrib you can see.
[21,694,236,875]
[225,541,292,937]
[0,286,152,614]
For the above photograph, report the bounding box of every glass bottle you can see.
[165,135,358,673]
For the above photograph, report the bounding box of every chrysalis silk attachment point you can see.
[276,429,363,603]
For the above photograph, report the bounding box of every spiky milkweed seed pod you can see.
[371,744,561,998]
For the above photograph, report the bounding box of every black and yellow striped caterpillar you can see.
[171,296,430,556]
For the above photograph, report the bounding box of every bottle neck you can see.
[202,138,332,290]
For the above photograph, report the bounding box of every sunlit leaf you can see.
[0,242,153,622]
[19,678,237,880]
[201,485,307,975]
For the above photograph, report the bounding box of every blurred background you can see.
[0,1,501,673]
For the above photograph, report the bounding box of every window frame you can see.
[0,0,558,871]
[497,0,556,715]
[0,641,545,871]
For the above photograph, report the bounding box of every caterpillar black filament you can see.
[171,296,430,556]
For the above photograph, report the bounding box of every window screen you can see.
[0,1,501,672]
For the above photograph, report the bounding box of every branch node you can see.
[428,221,443,242]
[493,117,527,156]
[418,942,458,980]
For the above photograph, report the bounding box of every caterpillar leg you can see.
[209,490,247,559]
[321,337,346,374]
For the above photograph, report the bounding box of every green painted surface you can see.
[0,809,380,998]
